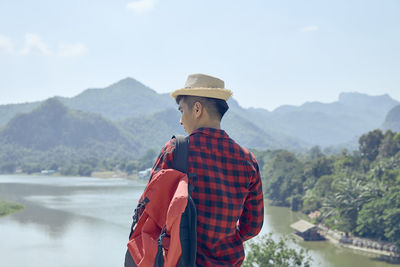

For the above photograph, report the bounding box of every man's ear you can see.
[193,102,203,118]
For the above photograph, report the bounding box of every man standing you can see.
[151,73,264,266]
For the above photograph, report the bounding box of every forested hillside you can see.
[60,77,175,120]
[0,97,135,150]
[258,129,400,247]
[0,98,140,175]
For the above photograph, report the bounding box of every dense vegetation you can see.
[0,142,158,177]
[259,129,400,247]
[244,234,312,267]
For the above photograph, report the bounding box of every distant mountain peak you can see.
[112,77,139,85]
[41,96,64,106]
[107,77,155,93]
[339,92,394,104]
[35,97,68,115]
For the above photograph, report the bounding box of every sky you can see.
[0,0,399,111]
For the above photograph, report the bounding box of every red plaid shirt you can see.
[150,127,264,266]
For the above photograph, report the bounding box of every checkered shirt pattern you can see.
[150,127,264,266]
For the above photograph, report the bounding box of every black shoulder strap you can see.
[172,135,189,174]
[171,135,197,267]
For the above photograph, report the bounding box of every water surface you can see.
[0,175,398,267]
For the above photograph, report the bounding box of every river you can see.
[0,175,398,267]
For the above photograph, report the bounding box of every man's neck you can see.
[196,121,221,130]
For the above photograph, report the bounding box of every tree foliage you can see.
[264,150,305,207]
[359,129,384,161]
[260,129,400,247]
[243,233,312,267]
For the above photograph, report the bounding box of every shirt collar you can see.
[190,127,229,139]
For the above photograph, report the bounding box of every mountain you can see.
[119,108,186,152]
[119,106,295,152]
[0,79,305,150]
[0,77,174,127]
[0,78,397,150]
[382,104,400,132]
[0,102,41,128]
[227,99,306,149]
[266,92,399,147]
[0,96,294,164]
[59,77,175,120]
[0,98,139,154]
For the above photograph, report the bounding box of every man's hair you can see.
[176,95,229,121]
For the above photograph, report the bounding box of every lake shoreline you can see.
[319,224,399,256]
[289,215,400,261]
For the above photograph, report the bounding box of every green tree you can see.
[78,164,93,177]
[307,146,323,160]
[243,233,312,267]
[0,162,17,173]
[322,174,374,233]
[264,150,305,208]
[382,186,400,246]
[359,129,384,161]
[355,197,386,239]
[310,157,333,178]
[137,148,157,170]
[303,175,334,213]
[21,163,41,174]
[378,130,399,158]
[126,161,138,175]
[59,164,78,176]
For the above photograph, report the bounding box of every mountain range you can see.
[1,77,399,160]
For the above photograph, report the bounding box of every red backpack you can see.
[125,136,197,267]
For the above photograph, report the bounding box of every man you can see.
[151,73,264,266]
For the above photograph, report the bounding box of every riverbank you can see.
[317,224,400,260]
[0,200,25,217]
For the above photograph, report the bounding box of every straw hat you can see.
[170,73,233,101]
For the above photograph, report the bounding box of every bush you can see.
[0,200,25,217]
[243,233,313,267]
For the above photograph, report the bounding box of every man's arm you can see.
[237,153,264,241]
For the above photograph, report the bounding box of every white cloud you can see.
[20,33,52,56]
[0,34,15,54]
[300,25,319,32]
[127,0,155,14]
[1,34,86,57]
[58,43,86,57]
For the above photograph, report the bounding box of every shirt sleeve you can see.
[149,138,176,180]
[237,152,264,241]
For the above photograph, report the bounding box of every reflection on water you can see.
[0,175,399,267]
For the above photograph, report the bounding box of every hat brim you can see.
[170,87,233,101]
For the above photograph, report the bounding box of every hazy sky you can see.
[0,0,399,110]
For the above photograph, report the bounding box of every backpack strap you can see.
[172,135,189,174]
[128,135,188,240]
[172,135,197,267]
[155,135,197,267]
